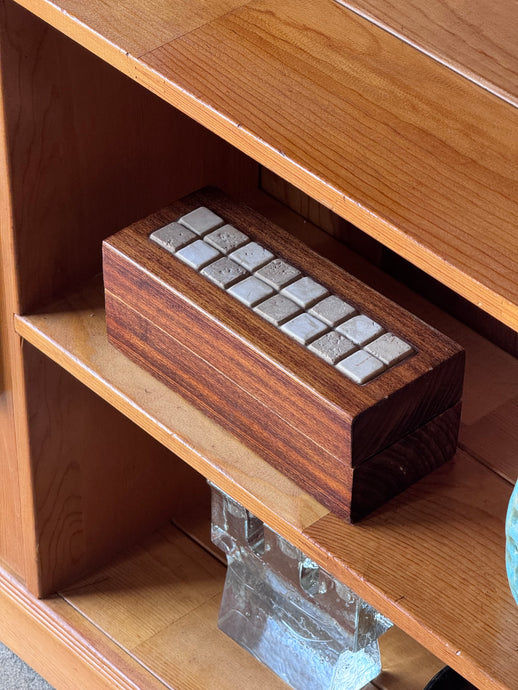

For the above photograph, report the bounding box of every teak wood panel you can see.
[10,0,518,331]
[103,190,464,465]
[337,0,518,107]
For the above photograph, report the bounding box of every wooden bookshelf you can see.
[14,209,518,689]
[1,0,517,688]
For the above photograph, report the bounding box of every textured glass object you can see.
[210,485,392,689]
[506,481,518,605]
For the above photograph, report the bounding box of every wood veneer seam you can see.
[457,439,514,486]
[56,593,176,690]
[332,1,518,109]
[0,567,151,690]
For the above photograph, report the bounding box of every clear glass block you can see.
[210,484,391,690]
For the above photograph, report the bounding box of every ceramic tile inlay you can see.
[337,351,386,384]
[200,257,248,289]
[281,313,328,345]
[281,277,329,309]
[175,239,221,270]
[254,294,302,326]
[150,222,196,253]
[255,259,301,290]
[149,206,415,385]
[336,315,384,346]
[309,331,357,364]
[309,295,357,327]
[229,242,275,271]
[227,276,275,307]
[365,333,413,366]
[205,224,249,254]
[178,206,223,236]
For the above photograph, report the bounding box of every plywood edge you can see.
[0,564,168,690]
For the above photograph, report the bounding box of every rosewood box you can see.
[103,188,464,521]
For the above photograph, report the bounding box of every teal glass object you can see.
[506,481,518,605]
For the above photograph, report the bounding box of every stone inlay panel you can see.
[150,206,415,384]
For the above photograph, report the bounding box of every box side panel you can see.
[105,291,355,519]
[351,351,464,464]
[350,402,461,521]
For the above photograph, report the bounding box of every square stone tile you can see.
[229,242,275,271]
[336,350,386,384]
[364,333,413,366]
[336,314,384,345]
[204,224,249,254]
[254,259,301,290]
[227,276,275,307]
[280,313,328,345]
[253,294,302,326]
[176,239,221,270]
[200,257,247,288]
[308,331,357,364]
[281,277,329,308]
[149,222,196,253]
[178,206,223,236]
[309,295,357,327]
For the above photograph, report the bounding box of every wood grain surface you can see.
[0,1,252,315]
[10,0,518,331]
[0,565,169,689]
[15,273,518,687]
[2,1,516,687]
[61,525,288,689]
[336,0,518,107]
[0,533,442,690]
[22,343,209,596]
[0,108,25,577]
[137,0,518,332]
[56,522,442,690]
[252,189,518,489]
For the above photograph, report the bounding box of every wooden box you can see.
[103,188,464,521]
